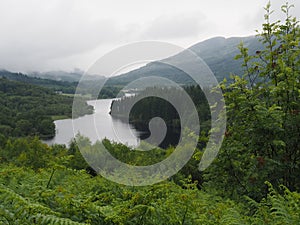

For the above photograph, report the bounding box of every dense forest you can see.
[110,86,211,148]
[0,70,122,99]
[0,2,300,224]
[0,78,93,139]
[0,70,77,94]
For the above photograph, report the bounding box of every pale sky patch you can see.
[0,0,298,73]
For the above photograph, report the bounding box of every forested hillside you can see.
[0,78,93,139]
[106,36,262,85]
[110,86,211,148]
[0,70,77,94]
[0,70,121,99]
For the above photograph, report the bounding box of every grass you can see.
[51,115,70,120]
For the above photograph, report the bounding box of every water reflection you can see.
[44,99,141,147]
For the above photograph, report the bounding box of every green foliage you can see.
[0,78,93,139]
[0,131,298,224]
[98,85,123,99]
[266,184,300,224]
[0,161,248,225]
[0,69,124,99]
[111,86,210,126]
[110,86,211,149]
[204,1,300,200]
[243,182,300,224]
[0,70,77,94]
[0,184,88,225]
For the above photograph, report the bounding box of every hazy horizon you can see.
[0,0,299,73]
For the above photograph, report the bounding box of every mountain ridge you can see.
[1,35,263,88]
[107,35,262,85]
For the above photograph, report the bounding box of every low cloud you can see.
[0,0,297,73]
[142,13,208,39]
[0,0,130,72]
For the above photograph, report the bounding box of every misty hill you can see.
[0,70,120,99]
[0,36,263,96]
[107,36,262,85]
[29,69,105,82]
[0,70,76,93]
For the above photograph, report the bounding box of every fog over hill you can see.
[1,36,263,87]
[107,36,263,85]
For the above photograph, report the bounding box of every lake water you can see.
[44,99,141,146]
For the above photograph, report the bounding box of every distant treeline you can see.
[0,70,122,99]
[0,70,76,94]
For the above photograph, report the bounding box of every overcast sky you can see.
[0,0,299,73]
